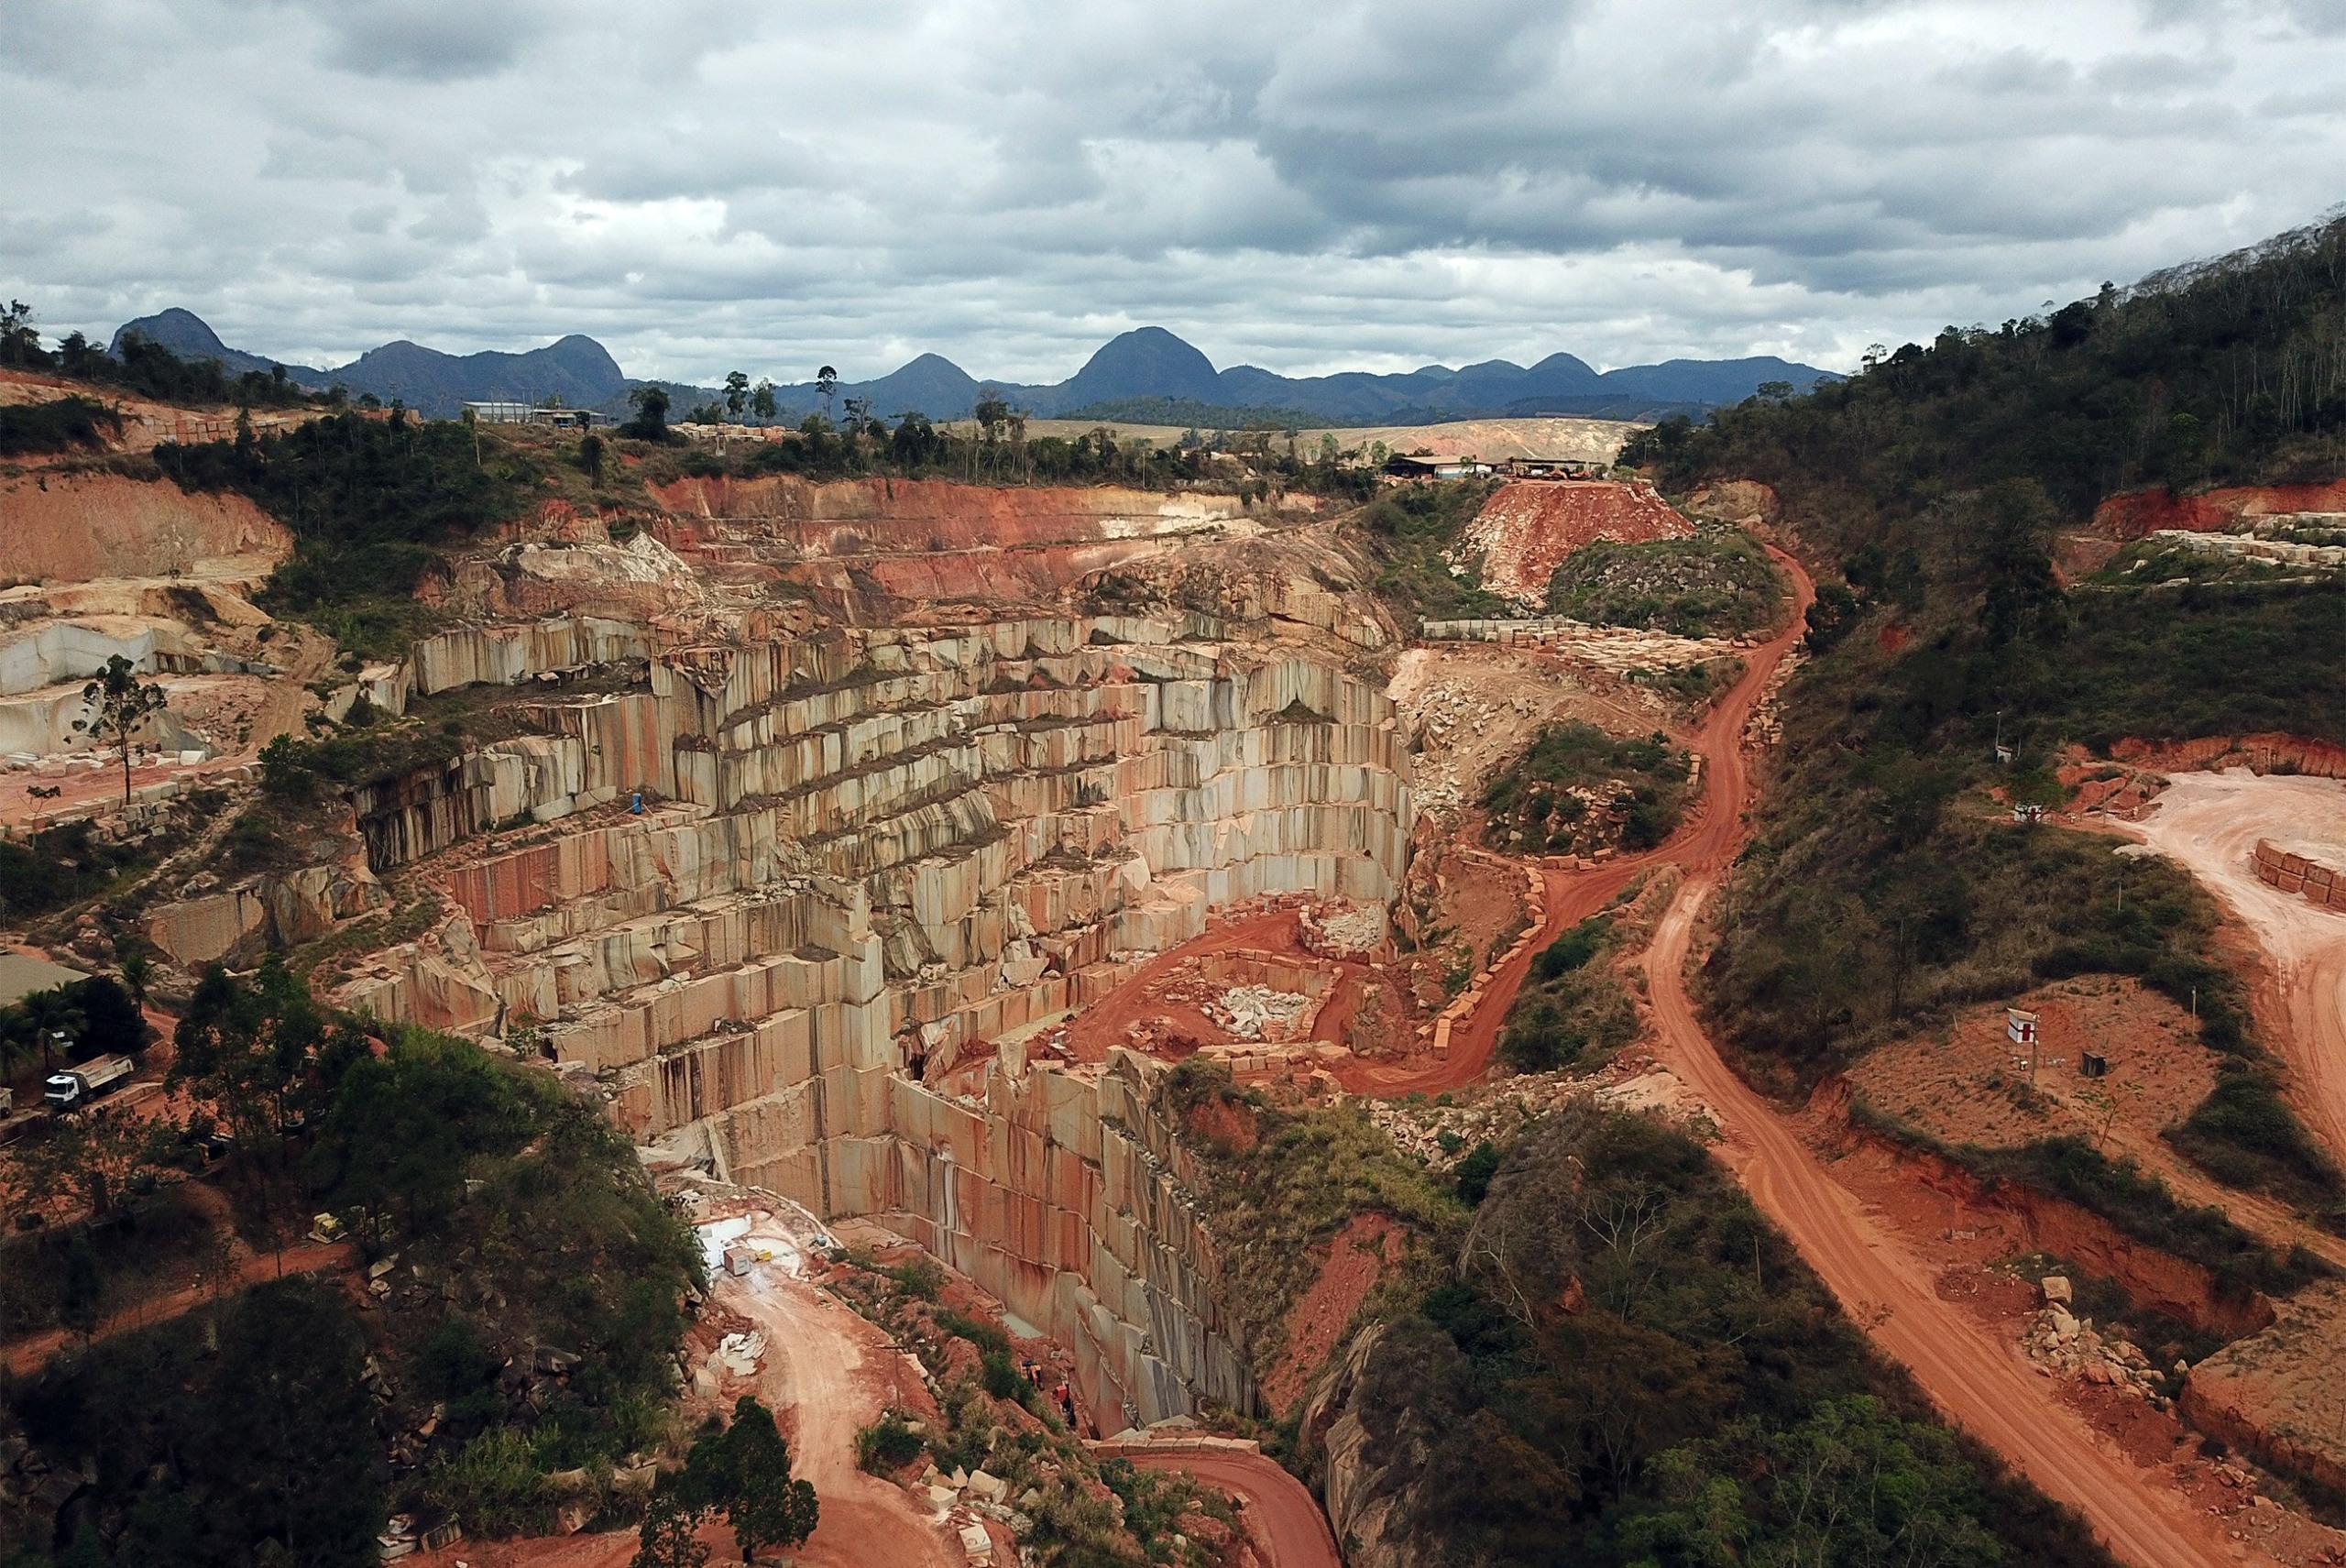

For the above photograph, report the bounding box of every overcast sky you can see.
[5,0,2343,384]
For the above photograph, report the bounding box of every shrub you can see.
[855,1413,928,1474]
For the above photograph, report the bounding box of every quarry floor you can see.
[2122,771,2346,1162]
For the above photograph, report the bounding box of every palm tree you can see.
[115,947,152,1010]
[15,986,86,1073]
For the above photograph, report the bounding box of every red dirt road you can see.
[1560,554,2238,1568]
[1125,1451,1342,1568]
[1647,886,2240,1568]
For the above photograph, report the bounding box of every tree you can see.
[632,1488,711,1568]
[623,385,673,443]
[74,654,170,808]
[816,366,838,422]
[1,299,48,367]
[115,945,153,1010]
[172,959,324,1160]
[641,1398,818,1564]
[25,1108,158,1219]
[698,1398,818,1561]
[12,983,88,1072]
[724,371,751,422]
[750,379,777,423]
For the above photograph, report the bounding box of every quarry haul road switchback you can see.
[1124,1450,1343,1568]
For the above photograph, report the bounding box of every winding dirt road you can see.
[718,1224,957,1568]
[1375,551,2239,1565]
[1563,554,2237,1568]
[1349,545,1811,1098]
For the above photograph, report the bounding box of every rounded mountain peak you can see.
[1059,326,1223,406]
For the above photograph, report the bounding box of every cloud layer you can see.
[5,0,2343,382]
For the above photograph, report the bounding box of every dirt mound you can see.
[1456,480,1693,608]
[1,471,290,584]
[2092,481,2346,540]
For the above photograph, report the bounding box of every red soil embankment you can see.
[1820,1098,2275,1340]
[1458,479,1694,607]
[1123,1451,1341,1568]
[1258,1214,1403,1416]
[2110,732,2346,781]
[2092,481,2346,540]
[0,471,290,583]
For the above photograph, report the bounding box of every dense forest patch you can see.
[1623,219,2346,1238]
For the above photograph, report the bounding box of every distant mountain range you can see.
[109,310,1837,426]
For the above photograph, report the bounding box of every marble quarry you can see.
[332,607,1415,1426]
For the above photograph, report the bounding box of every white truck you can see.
[43,1054,136,1110]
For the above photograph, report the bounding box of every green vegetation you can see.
[1482,722,1691,856]
[2,967,701,1565]
[1545,527,1788,638]
[1851,1099,2329,1298]
[826,1250,1237,1566]
[633,1397,817,1568]
[1627,212,2346,515]
[157,410,522,657]
[1159,1061,1464,1379]
[1351,481,1513,621]
[1181,1092,2110,1568]
[9,1277,385,1568]
[0,395,122,457]
[0,974,148,1080]
[1620,223,2346,1234]
[1497,916,1637,1075]
[0,813,199,926]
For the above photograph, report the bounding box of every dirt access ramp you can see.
[2121,771,2346,1161]
[1454,479,1694,609]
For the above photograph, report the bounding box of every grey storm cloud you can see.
[2,0,2342,382]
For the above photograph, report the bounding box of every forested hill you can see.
[1629,211,2346,561]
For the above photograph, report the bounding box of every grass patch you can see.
[1482,720,1692,856]
[1496,916,1638,1075]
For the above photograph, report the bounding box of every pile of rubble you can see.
[2020,1277,2172,1404]
[1299,898,1386,959]
[2140,528,2346,570]
[1208,984,1315,1041]
[915,1462,1032,1566]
